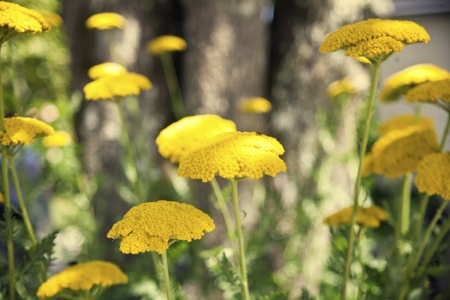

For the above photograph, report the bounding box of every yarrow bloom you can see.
[406,78,450,103]
[415,152,450,200]
[42,131,72,147]
[238,97,272,113]
[85,12,126,30]
[84,73,152,100]
[107,200,215,254]
[323,205,389,228]
[380,64,450,101]
[36,260,128,299]
[147,35,187,55]
[378,115,434,136]
[156,115,237,163]
[0,116,54,146]
[38,11,63,28]
[178,131,287,182]
[87,62,127,80]
[319,19,430,59]
[326,77,356,99]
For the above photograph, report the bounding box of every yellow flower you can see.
[405,78,450,103]
[83,73,152,100]
[323,205,389,228]
[356,56,371,64]
[156,115,237,163]
[0,117,54,146]
[42,131,72,147]
[147,35,187,55]
[0,2,50,44]
[36,260,128,299]
[415,152,450,200]
[380,64,450,101]
[238,97,272,113]
[85,12,126,30]
[319,19,430,59]
[378,115,434,136]
[38,11,63,27]
[178,131,287,182]
[326,77,356,99]
[0,192,4,203]
[87,62,127,80]
[107,200,215,254]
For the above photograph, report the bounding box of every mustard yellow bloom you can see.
[85,12,126,30]
[406,78,450,103]
[319,19,430,59]
[326,77,356,99]
[0,117,54,146]
[378,115,434,136]
[156,115,237,163]
[42,131,72,147]
[380,64,450,101]
[323,205,389,228]
[178,131,287,182]
[36,260,128,298]
[88,62,127,80]
[415,152,450,200]
[84,73,152,100]
[147,35,187,55]
[0,192,4,203]
[38,11,63,27]
[107,200,215,254]
[238,97,272,113]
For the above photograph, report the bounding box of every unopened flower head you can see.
[323,205,389,228]
[84,73,152,100]
[88,62,127,80]
[107,200,215,254]
[147,35,187,55]
[37,260,128,299]
[378,115,434,136]
[38,11,63,28]
[415,152,450,200]
[326,77,356,99]
[178,131,287,182]
[380,64,450,101]
[86,12,126,30]
[406,78,450,103]
[43,131,72,147]
[156,115,237,163]
[0,116,54,146]
[319,19,430,60]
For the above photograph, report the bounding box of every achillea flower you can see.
[406,78,450,103]
[156,115,237,163]
[178,131,287,182]
[415,152,450,200]
[84,73,152,100]
[85,12,126,30]
[319,19,430,59]
[378,115,434,136]
[42,131,72,147]
[0,117,54,146]
[238,97,272,113]
[323,205,389,228]
[147,35,187,55]
[380,64,450,101]
[38,11,63,27]
[36,260,128,298]
[326,77,356,99]
[88,62,127,80]
[107,200,215,254]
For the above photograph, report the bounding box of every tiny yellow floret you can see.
[38,11,63,28]
[84,73,152,100]
[405,78,450,103]
[326,77,356,99]
[43,131,72,147]
[238,97,272,113]
[323,205,389,228]
[88,62,128,80]
[378,115,434,136]
[85,12,126,30]
[0,117,54,146]
[147,35,187,55]
[415,152,450,200]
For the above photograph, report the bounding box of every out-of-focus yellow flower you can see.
[357,56,371,64]
[0,117,54,146]
[107,200,215,254]
[87,62,127,80]
[178,131,287,182]
[84,73,151,100]
[147,35,187,55]
[380,64,450,101]
[326,77,356,99]
[378,115,434,136]
[406,78,450,103]
[156,115,237,163]
[319,19,430,59]
[38,11,63,27]
[42,131,72,147]
[85,12,126,30]
[238,97,272,113]
[0,192,4,203]
[323,205,389,228]
[36,260,128,299]
[415,152,450,200]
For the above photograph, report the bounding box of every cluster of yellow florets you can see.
[238,97,272,113]
[88,62,127,80]
[85,12,126,30]
[326,77,356,99]
[405,78,450,103]
[323,205,389,228]
[84,73,152,100]
[38,11,63,28]
[377,115,434,135]
[147,35,187,55]
[42,131,72,147]
[415,153,450,200]
[0,117,54,146]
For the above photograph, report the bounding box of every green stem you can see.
[341,59,381,300]
[401,174,412,236]
[438,108,450,152]
[161,251,173,300]
[210,178,236,241]
[415,194,430,243]
[231,178,250,300]
[421,215,450,271]
[356,227,366,300]
[160,53,185,120]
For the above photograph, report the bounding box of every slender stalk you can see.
[421,216,450,270]
[415,194,430,242]
[438,109,450,152]
[230,178,250,300]
[161,251,173,300]
[160,53,185,120]
[356,227,366,300]
[210,178,236,241]
[401,174,412,236]
[341,59,381,300]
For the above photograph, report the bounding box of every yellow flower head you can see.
[323,205,389,228]
[319,19,430,59]
[0,116,54,146]
[147,35,187,55]
[406,78,450,103]
[85,12,126,30]
[0,2,50,43]
[107,200,215,254]
[380,64,450,101]
[370,125,439,179]
[156,115,237,163]
[178,131,287,182]
[36,260,128,299]
[378,115,435,136]
[238,97,272,113]
[84,73,152,100]
[88,62,127,80]
[415,152,450,200]
[326,77,356,99]
[42,131,72,147]
[357,56,371,64]
[38,11,63,28]
[0,192,4,203]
